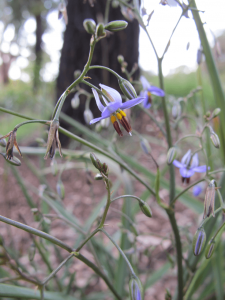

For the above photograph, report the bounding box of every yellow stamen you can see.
[110,115,116,124]
[116,112,122,120]
[147,91,151,97]
[120,110,126,117]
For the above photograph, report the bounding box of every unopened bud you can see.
[96,23,105,38]
[193,227,206,256]
[139,201,152,218]
[129,277,142,300]
[210,131,220,148]
[112,0,119,8]
[212,108,221,118]
[167,147,177,165]
[100,118,110,128]
[0,135,6,147]
[172,102,181,119]
[102,162,109,176]
[117,55,124,64]
[31,208,39,215]
[56,180,65,200]
[140,138,151,155]
[205,239,215,259]
[50,159,58,176]
[205,111,211,118]
[90,153,102,170]
[83,19,96,35]
[28,243,36,262]
[84,109,94,125]
[118,77,137,99]
[71,93,80,109]
[204,180,216,219]
[104,20,128,32]
[0,153,21,166]
[74,70,81,79]
[95,173,103,180]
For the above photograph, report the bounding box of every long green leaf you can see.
[212,241,224,300]
[145,262,171,289]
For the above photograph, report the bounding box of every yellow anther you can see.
[110,115,116,124]
[120,110,126,117]
[147,91,152,97]
[116,112,122,120]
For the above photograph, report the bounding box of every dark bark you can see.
[33,14,43,91]
[56,0,140,145]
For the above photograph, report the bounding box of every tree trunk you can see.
[56,0,139,145]
[33,14,43,91]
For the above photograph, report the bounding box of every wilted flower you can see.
[140,76,165,109]
[0,129,22,160]
[192,227,206,256]
[203,180,216,219]
[44,120,62,160]
[90,84,144,136]
[173,150,208,184]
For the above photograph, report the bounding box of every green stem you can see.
[14,120,48,130]
[89,65,121,79]
[99,178,111,227]
[111,195,145,205]
[209,169,225,175]
[75,228,100,252]
[198,206,224,228]
[175,134,200,146]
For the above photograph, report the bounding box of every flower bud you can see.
[139,201,152,218]
[71,93,80,109]
[205,239,215,259]
[104,20,128,32]
[117,55,124,64]
[84,109,94,125]
[100,117,110,128]
[212,108,221,118]
[167,147,177,165]
[192,227,206,256]
[204,180,216,219]
[50,159,58,176]
[210,131,220,149]
[74,70,81,79]
[83,19,96,35]
[112,0,119,8]
[56,180,65,200]
[29,243,36,262]
[90,153,102,170]
[129,277,142,300]
[95,173,103,180]
[172,102,181,119]
[140,138,151,155]
[0,153,21,166]
[205,111,211,118]
[118,77,137,99]
[102,162,109,176]
[96,23,105,38]
[0,135,6,147]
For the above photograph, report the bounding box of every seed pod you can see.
[96,23,105,38]
[167,147,177,165]
[118,77,137,99]
[212,108,221,118]
[0,135,7,147]
[29,243,36,262]
[95,173,103,180]
[129,277,142,300]
[83,19,96,35]
[104,20,128,32]
[56,180,65,200]
[139,202,152,218]
[90,153,102,170]
[117,55,124,64]
[71,93,80,109]
[205,239,215,259]
[210,131,220,149]
[84,109,94,125]
[0,153,21,166]
[192,227,206,256]
[172,102,181,119]
[204,180,216,219]
[140,138,151,155]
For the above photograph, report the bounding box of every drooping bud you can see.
[100,118,110,128]
[56,180,65,200]
[192,227,206,256]
[129,277,142,300]
[71,93,80,109]
[28,243,36,262]
[95,173,103,180]
[83,19,96,35]
[167,147,177,165]
[104,20,128,32]
[210,131,220,149]
[205,239,215,259]
[118,77,137,99]
[172,102,181,119]
[140,138,151,155]
[0,135,7,147]
[117,55,124,64]
[203,180,216,219]
[212,108,221,118]
[96,23,106,38]
[0,153,21,166]
[90,153,102,170]
[84,109,94,125]
[139,201,152,218]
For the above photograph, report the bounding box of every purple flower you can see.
[90,84,144,136]
[193,182,205,197]
[173,150,208,184]
[140,76,165,109]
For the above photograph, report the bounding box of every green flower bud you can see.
[71,93,80,109]
[100,118,110,128]
[172,102,181,119]
[84,109,94,125]
[205,111,211,118]
[83,19,96,34]
[129,277,142,300]
[74,70,81,79]
[192,227,206,256]
[118,77,137,99]
[90,153,102,170]
[212,108,221,118]
[205,239,215,259]
[104,20,128,32]
[140,138,151,155]
[102,162,109,176]
[210,131,220,149]
[167,147,177,165]
[96,23,106,38]
[0,153,21,166]
[29,243,36,262]
[139,201,152,218]
[117,55,124,64]
[50,159,58,176]
[56,180,65,200]
[95,173,103,180]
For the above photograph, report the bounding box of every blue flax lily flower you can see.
[173,150,208,184]
[140,76,165,109]
[90,84,144,136]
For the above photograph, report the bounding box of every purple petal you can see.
[99,84,122,104]
[92,88,104,112]
[180,167,195,178]
[181,149,191,165]
[191,153,199,168]
[120,97,145,110]
[140,75,150,90]
[173,160,184,168]
[148,86,165,97]
[193,185,203,197]
[192,165,208,173]
[142,98,151,109]
[90,116,108,124]
[103,101,122,114]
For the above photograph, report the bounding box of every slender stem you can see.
[212,221,225,240]
[104,0,111,23]
[76,228,100,252]
[0,276,21,283]
[100,228,136,276]
[14,120,49,130]
[209,169,225,175]
[175,134,200,145]
[99,179,111,227]
[110,207,138,234]
[216,189,224,207]
[144,28,158,59]
[198,206,224,228]
[111,194,145,205]
[89,65,121,79]
[0,107,33,120]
